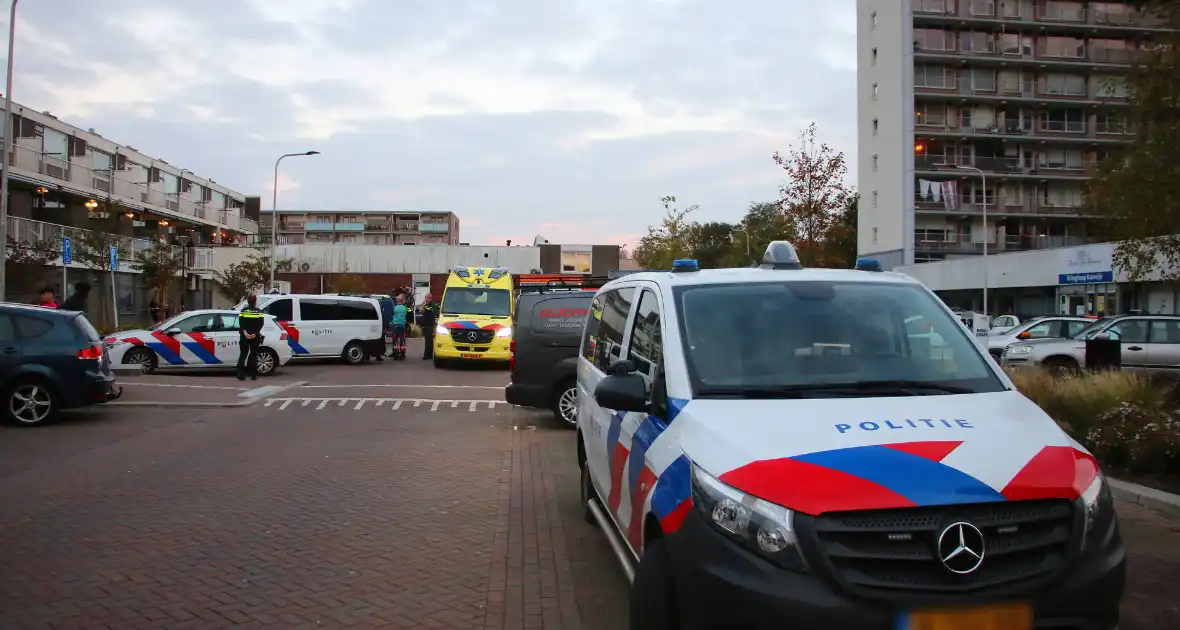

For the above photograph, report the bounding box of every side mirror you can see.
[594,374,649,413]
[1093,332,1112,341]
[165,327,182,336]
[1016,331,1030,340]
[607,359,636,376]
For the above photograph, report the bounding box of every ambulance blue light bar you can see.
[672,259,699,272]
[855,258,883,272]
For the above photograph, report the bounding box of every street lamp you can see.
[730,228,750,259]
[269,150,319,288]
[0,0,19,301]
[956,165,989,318]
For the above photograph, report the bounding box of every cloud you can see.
[3,0,857,244]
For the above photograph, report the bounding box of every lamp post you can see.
[730,228,750,260]
[269,151,319,289]
[0,0,19,301]
[956,165,988,318]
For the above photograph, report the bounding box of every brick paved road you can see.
[0,352,1177,629]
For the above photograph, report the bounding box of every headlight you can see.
[1081,473,1112,548]
[496,326,512,337]
[1008,345,1032,356]
[690,464,806,571]
[435,325,448,336]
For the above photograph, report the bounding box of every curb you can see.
[1110,478,1180,517]
[107,380,307,408]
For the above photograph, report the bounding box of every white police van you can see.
[234,293,383,364]
[576,242,1124,630]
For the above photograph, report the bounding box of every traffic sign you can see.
[109,246,118,270]
[62,237,72,265]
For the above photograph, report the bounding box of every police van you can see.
[234,294,383,364]
[576,242,1124,630]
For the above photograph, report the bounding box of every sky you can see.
[4,0,857,248]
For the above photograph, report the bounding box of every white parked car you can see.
[104,309,293,375]
[235,294,384,364]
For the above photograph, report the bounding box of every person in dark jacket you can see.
[237,295,266,381]
[419,292,439,359]
[61,282,91,311]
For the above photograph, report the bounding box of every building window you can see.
[872,82,878,99]
[870,11,877,28]
[561,251,592,274]
[914,65,955,89]
[1037,36,1085,59]
[872,191,879,206]
[871,47,877,65]
[914,28,955,52]
[872,227,878,243]
[872,118,879,135]
[872,154,879,171]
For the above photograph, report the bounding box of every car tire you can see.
[254,348,278,376]
[124,347,156,374]
[580,457,598,526]
[4,377,60,427]
[630,536,679,630]
[433,358,446,369]
[551,379,577,429]
[342,341,366,365]
[1044,356,1080,375]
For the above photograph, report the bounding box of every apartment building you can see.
[3,100,258,245]
[260,210,460,245]
[857,0,1166,268]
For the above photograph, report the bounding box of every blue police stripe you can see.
[651,455,691,519]
[627,415,668,497]
[147,342,186,365]
[287,338,310,354]
[181,342,221,364]
[793,445,1005,506]
[606,410,625,475]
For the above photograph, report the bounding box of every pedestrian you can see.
[419,292,439,360]
[36,287,58,308]
[61,281,92,311]
[389,294,408,360]
[237,294,266,381]
[403,287,416,332]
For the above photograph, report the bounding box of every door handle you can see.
[2,347,16,354]
[1128,346,1143,351]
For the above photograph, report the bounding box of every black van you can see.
[505,290,595,427]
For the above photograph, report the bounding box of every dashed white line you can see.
[261,397,506,412]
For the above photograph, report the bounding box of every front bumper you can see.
[435,336,511,361]
[505,382,547,408]
[664,509,1124,630]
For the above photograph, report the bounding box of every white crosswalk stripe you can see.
[263,397,504,411]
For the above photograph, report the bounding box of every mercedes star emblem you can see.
[937,522,986,574]
[468,332,478,341]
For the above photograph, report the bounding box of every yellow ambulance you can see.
[433,266,514,366]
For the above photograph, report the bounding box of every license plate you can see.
[899,604,1031,630]
[460,353,482,359]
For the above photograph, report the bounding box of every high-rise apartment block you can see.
[857,0,1167,268]
[260,210,460,245]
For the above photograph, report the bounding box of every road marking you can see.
[262,397,506,412]
[300,384,505,389]
[122,383,248,390]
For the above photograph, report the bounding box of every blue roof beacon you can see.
[855,258,883,272]
[759,241,803,270]
[672,259,700,272]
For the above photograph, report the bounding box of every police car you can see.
[105,309,293,375]
[576,243,1123,630]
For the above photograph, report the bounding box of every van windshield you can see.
[442,288,512,317]
[674,281,1005,397]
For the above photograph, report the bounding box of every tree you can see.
[329,273,368,293]
[824,193,859,269]
[4,236,59,302]
[1085,1,1180,282]
[772,122,853,267]
[633,196,698,270]
[74,230,126,329]
[738,201,797,265]
[133,241,184,314]
[690,221,743,269]
[214,249,285,301]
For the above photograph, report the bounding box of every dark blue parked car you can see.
[0,303,120,426]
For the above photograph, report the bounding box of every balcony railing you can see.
[6,215,215,271]
[914,233,1088,252]
[419,223,449,233]
[6,144,255,235]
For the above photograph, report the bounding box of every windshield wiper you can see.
[698,380,973,399]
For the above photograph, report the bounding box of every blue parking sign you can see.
[109,246,118,270]
[62,237,72,264]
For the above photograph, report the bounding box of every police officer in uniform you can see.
[237,295,266,381]
[419,292,439,359]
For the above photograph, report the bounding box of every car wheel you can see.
[630,537,679,630]
[124,347,156,374]
[433,358,446,369]
[552,380,577,428]
[5,378,59,427]
[342,342,366,365]
[580,457,598,526]
[254,348,278,376]
[1044,357,1080,375]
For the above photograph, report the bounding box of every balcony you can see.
[6,144,255,235]
[914,232,1088,252]
[915,77,1128,106]
[915,117,1125,144]
[914,196,1095,218]
[393,222,420,233]
[912,2,1168,34]
[6,215,215,271]
[419,222,449,233]
[914,154,1097,179]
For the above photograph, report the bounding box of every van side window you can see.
[301,299,340,321]
[338,300,378,320]
[581,288,634,371]
[263,299,293,321]
[581,295,605,360]
[627,290,662,378]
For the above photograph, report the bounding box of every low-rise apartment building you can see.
[260,210,460,245]
[4,100,259,246]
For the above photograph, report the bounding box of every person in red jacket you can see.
[36,287,58,308]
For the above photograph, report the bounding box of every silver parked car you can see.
[1002,314,1180,376]
[985,316,1094,360]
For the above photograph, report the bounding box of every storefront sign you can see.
[1058,270,1113,285]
